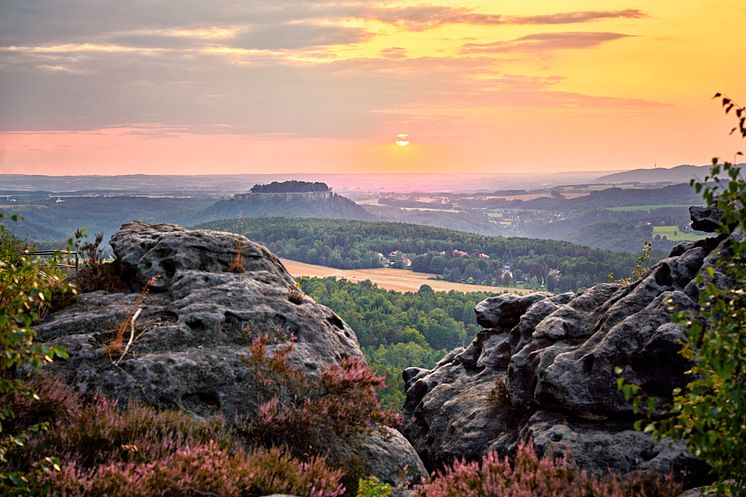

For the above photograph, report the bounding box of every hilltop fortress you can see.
[233,181,335,201]
[202,180,372,220]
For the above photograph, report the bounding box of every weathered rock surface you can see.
[474,292,550,329]
[689,205,722,233]
[401,210,730,488]
[38,221,425,484]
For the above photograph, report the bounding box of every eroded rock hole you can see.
[181,391,221,416]
[582,355,595,374]
[326,314,345,330]
[160,258,177,279]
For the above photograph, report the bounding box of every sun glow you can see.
[395,133,410,147]
[2,1,745,174]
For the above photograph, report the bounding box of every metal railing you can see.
[25,250,79,272]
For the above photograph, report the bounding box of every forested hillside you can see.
[200,217,641,292]
[4,194,216,242]
[299,277,493,408]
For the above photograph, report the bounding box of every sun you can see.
[395,133,410,147]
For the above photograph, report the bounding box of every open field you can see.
[281,259,527,294]
[400,207,461,212]
[607,204,693,212]
[652,225,708,241]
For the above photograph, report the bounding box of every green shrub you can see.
[652,160,745,496]
[0,214,76,494]
[356,476,393,497]
[620,95,746,496]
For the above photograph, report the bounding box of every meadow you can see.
[282,259,527,294]
[652,225,708,241]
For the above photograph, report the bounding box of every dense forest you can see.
[299,277,494,408]
[249,181,330,193]
[201,217,641,292]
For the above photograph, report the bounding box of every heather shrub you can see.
[1,375,81,437]
[412,441,682,497]
[240,332,400,457]
[2,377,233,471]
[53,443,344,497]
[2,377,345,497]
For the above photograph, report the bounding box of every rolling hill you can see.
[592,164,744,184]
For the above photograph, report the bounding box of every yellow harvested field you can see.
[281,259,528,295]
[559,192,590,199]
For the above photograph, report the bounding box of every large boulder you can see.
[401,211,731,489]
[689,205,722,233]
[474,292,550,329]
[38,221,425,485]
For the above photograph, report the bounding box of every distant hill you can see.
[594,164,705,184]
[0,217,67,243]
[593,164,744,184]
[198,217,640,293]
[201,181,372,221]
[458,183,702,211]
[0,194,217,242]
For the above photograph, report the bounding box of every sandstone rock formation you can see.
[401,209,730,488]
[37,221,425,485]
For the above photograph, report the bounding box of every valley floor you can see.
[281,258,528,294]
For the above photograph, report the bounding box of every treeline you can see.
[299,277,493,407]
[458,183,702,210]
[249,181,330,193]
[410,252,616,292]
[201,217,639,292]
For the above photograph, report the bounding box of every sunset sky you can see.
[1,0,745,175]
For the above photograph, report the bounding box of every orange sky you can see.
[1,0,745,175]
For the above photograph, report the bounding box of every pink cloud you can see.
[462,32,632,54]
[364,7,646,30]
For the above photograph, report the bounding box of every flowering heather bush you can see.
[412,441,682,497]
[2,377,345,497]
[1,375,81,436]
[53,443,344,497]
[4,379,231,472]
[241,333,400,455]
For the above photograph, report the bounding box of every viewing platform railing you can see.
[25,250,79,272]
